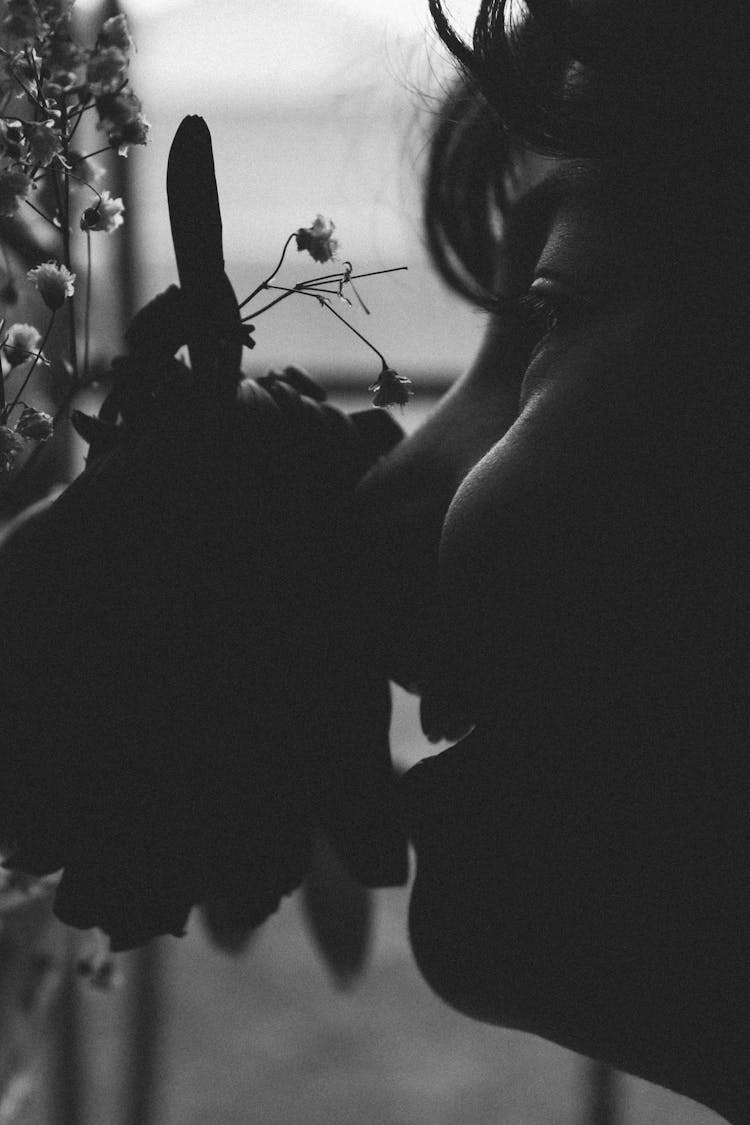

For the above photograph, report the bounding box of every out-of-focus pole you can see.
[584,1059,620,1125]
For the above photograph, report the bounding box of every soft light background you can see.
[51,4,725,1124]
[92,0,487,384]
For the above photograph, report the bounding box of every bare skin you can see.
[355,148,750,1123]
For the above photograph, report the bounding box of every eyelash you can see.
[516,291,566,332]
[493,290,580,337]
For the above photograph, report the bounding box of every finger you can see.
[280,365,327,401]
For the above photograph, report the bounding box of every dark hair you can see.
[425,0,750,308]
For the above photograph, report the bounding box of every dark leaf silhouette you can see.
[300,830,373,989]
[167,115,244,385]
[0,117,408,952]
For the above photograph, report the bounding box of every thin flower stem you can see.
[242,280,348,322]
[266,283,342,297]
[240,289,295,321]
[345,266,408,282]
[23,198,60,230]
[322,300,389,368]
[66,102,97,144]
[237,233,296,309]
[27,45,44,104]
[73,145,111,163]
[65,170,103,203]
[295,269,348,286]
[297,265,407,287]
[83,229,91,384]
[346,278,369,314]
[54,158,79,384]
[7,312,55,416]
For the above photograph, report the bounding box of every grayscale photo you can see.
[1,2,746,1123]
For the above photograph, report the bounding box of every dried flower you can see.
[112,113,150,156]
[0,169,31,217]
[27,260,75,309]
[98,14,132,54]
[97,90,150,154]
[368,367,414,408]
[2,322,42,367]
[0,424,23,471]
[86,45,128,96]
[80,190,124,233]
[25,123,63,167]
[15,407,54,441]
[295,215,338,263]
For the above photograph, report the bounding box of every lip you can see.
[417,679,479,746]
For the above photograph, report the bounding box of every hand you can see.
[0,359,407,951]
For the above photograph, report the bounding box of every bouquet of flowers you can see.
[1,0,148,483]
[0,4,410,964]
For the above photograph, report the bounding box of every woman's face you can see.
[353,147,750,1115]
[357,148,749,734]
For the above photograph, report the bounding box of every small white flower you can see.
[27,261,75,310]
[80,190,124,233]
[2,322,42,367]
[295,215,338,263]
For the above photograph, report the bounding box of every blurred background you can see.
[0,1,730,1122]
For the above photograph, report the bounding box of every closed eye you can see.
[515,286,583,339]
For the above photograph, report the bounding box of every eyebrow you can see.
[498,163,607,268]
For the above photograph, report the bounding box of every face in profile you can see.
[354,138,750,1121]
[360,145,750,727]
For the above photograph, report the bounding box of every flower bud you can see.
[368,367,414,408]
[295,215,338,263]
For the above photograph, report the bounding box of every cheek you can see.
[437,377,686,712]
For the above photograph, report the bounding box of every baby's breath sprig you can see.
[239,215,409,408]
[0,0,148,480]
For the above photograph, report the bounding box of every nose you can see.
[352,319,529,687]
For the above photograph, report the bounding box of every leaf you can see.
[166,115,243,386]
[198,898,261,955]
[300,831,373,989]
